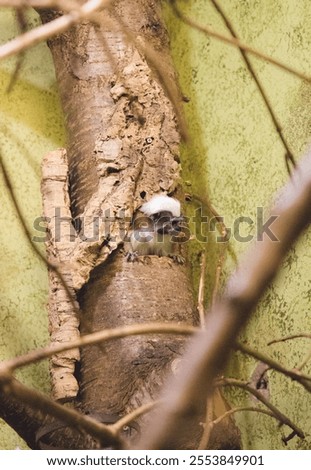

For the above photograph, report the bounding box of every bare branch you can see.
[169,0,311,83]
[235,342,311,392]
[0,375,121,448]
[138,150,311,449]
[210,0,296,174]
[0,153,80,319]
[297,347,311,371]
[198,394,214,450]
[111,401,160,434]
[0,323,196,373]
[219,378,305,441]
[0,0,56,6]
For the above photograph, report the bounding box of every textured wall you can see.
[0,2,310,450]
[0,8,65,448]
[164,0,311,450]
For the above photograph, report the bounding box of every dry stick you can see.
[6,9,27,93]
[0,0,56,6]
[218,378,305,440]
[197,252,207,328]
[170,1,311,83]
[211,242,227,306]
[210,0,296,173]
[138,150,311,449]
[0,376,121,448]
[106,9,188,141]
[187,193,236,264]
[297,347,311,371]
[205,406,278,433]
[267,333,311,371]
[111,401,160,434]
[0,323,196,373]
[235,342,311,392]
[0,0,111,61]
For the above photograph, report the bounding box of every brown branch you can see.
[197,252,207,328]
[200,405,278,449]
[210,0,296,173]
[0,0,111,61]
[169,0,311,83]
[138,150,311,449]
[297,347,311,371]
[218,378,305,441]
[235,342,311,392]
[104,8,188,141]
[0,0,56,6]
[198,394,214,450]
[268,333,311,345]
[0,323,196,373]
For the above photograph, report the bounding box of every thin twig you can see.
[210,0,296,174]
[0,323,196,373]
[6,9,27,93]
[268,333,311,345]
[111,401,160,434]
[170,0,311,83]
[0,0,57,6]
[197,252,207,328]
[211,242,227,306]
[0,0,111,61]
[235,342,311,392]
[218,378,305,440]
[198,394,214,450]
[212,406,276,425]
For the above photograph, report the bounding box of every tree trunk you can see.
[37,0,201,449]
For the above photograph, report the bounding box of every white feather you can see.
[140,195,181,217]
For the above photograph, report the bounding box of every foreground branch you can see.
[235,342,311,392]
[138,151,311,449]
[219,378,305,442]
[170,0,311,83]
[210,0,296,173]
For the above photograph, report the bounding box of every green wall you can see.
[164,0,311,450]
[0,2,310,449]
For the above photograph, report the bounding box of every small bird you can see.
[126,194,184,263]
